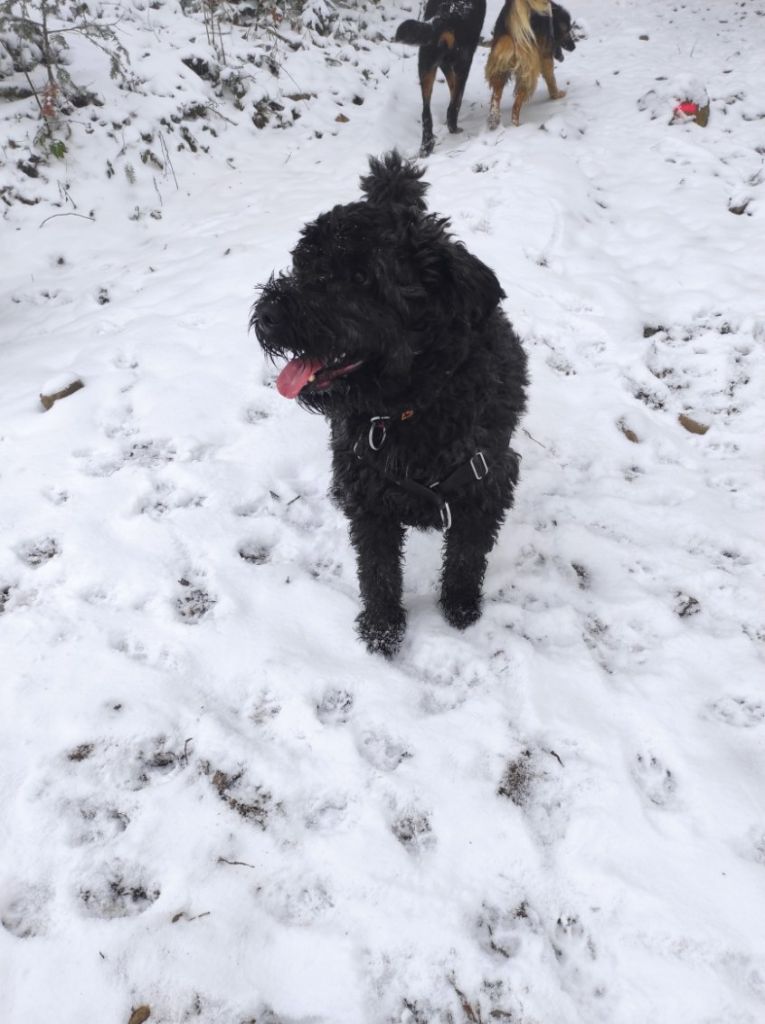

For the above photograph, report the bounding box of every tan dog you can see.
[486,0,577,129]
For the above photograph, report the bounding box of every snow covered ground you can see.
[2,1,765,1021]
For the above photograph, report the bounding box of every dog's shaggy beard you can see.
[252,273,423,415]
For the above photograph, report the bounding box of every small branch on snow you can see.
[218,857,256,869]
[159,132,178,190]
[39,211,96,228]
[521,428,547,449]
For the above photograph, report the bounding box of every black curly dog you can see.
[251,152,528,657]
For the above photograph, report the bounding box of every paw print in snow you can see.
[78,863,160,919]
[707,695,765,728]
[17,537,60,567]
[633,753,677,807]
[392,810,435,853]
[239,541,271,565]
[1,883,52,938]
[357,729,412,772]
[316,687,354,725]
[553,913,608,1004]
[176,578,216,622]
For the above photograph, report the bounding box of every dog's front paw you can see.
[356,609,406,658]
[440,593,482,631]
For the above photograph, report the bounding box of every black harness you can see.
[352,410,492,531]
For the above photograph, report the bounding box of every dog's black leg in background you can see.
[349,514,407,657]
[445,61,470,134]
[439,513,501,629]
[418,56,437,156]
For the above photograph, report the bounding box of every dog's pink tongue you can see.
[276,357,324,398]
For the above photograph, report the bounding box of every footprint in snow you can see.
[137,483,205,519]
[243,404,270,424]
[303,794,349,832]
[497,746,568,844]
[0,584,14,613]
[553,913,610,1006]
[633,752,678,808]
[305,553,344,582]
[175,578,216,622]
[476,900,530,960]
[316,687,354,725]
[0,883,52,938]
[124,438,177,468]
[391,809,435,854]
[63,734,187,794]
[238,540,271,565]
[78,862,160,919]
[60,798,130,846]
[356,729,412,772]
[257,873,334,926]
[706,695,765,728]
[17,537,60,567]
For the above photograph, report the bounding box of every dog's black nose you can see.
[253,298,282,341]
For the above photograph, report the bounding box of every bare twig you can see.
[159,132,178,189]
[39,211,96,228]
[22,68,46,121]
[522,428,548,449]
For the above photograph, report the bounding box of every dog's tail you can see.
[509,0,553,63]
[486,0,551,83]
[395,19,456,50]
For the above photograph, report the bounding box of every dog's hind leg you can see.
[418,57,438,156]
[511,85,529,126]
[540,55,566,100]
[350,514,407,657]
[445,62,469,135]
[512,62,541,125]
[487,71,509,131]
[439,513,500,630]
[486,35,515,131]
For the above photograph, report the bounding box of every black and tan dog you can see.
[396,0,487,156]
[485,0,577,129]
[251,153,528,658]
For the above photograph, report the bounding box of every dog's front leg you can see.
[541,56,566,100]
[439,513,500,630]
[349,514,407,658]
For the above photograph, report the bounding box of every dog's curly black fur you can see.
[251,152,528,657]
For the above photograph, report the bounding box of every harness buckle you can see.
[368,416,390,451]
[439,501,452,531]
[470,451,489,481]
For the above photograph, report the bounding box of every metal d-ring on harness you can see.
[353,411,492,531]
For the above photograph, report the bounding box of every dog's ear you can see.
[360,151,429,212]
[446,243,506,325]
[411,224,505,326]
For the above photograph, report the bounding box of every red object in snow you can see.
[674,101,699,117]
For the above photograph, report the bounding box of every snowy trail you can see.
[2,1,765,1022]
